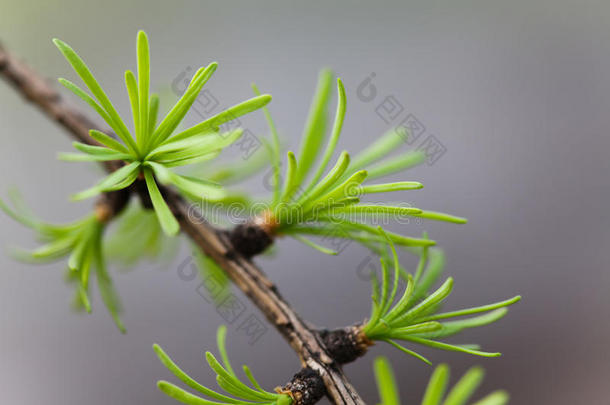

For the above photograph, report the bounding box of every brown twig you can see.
[0,43,366,405]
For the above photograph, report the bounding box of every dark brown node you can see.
[226,222,274,258]
[319,325,373,365]
[280,367,326,405]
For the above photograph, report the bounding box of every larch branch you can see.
[0,42,365,405]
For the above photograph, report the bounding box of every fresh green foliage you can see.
[108,204,230,297]
[362,229,520,364]
[374,356,401,405]
[192,245,231,304]
[248,70,466,255]
[0,192,125,332]
[105,201,179,266]
[206,146,272,187]
[2,29,522,404]
[189,140,275,210]
[154,325,292,405]
[54,30,271,235]
[374,356,509,405]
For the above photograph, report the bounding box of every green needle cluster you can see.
[0,29,527,405]
[104,201,179,266]
[0,192,125,331]
[154,325,293,405]
[104,202,227,301]
[248,70,466,255]
[374,356,509,405]
[362,229,521,364]
[54,30,271,235]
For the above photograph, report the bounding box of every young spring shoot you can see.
[154,325,292,405]
[105,201,230,300]
[374,356,509,405]
[105,201,179,266]
[362,228,521,364]
[54,30,271,235]
[0,192,125,332]
[249,70,466,255]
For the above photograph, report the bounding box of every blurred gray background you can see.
[1,0,609,403]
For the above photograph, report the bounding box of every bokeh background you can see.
[1,1,609,403]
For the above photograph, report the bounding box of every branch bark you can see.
[0,43,365,405]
